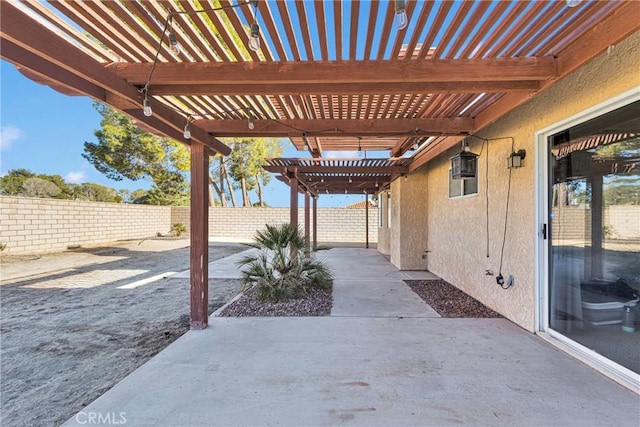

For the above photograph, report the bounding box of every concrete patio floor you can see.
[63,248,638,426]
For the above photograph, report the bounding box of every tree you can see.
[225,138,283,207]
[228,139,261,207]
[83,103,190,205]
[1,169,73,199]
[38,173,74,199]
[0,169,35,195]
[80,183,122,203]
[21,177,61,198]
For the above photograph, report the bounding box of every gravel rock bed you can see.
[406,279,502,318]
[220,287,332,317]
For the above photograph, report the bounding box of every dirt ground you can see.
[0,238,245,427]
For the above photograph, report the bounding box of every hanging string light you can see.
[140,1,261,117]
[142,89,153,117]
[248,0,261,52]
[566,0,581,7]
[395,0,408,30]
[183,116,191,139]
[168,17,181,55]
[249,23,260,52]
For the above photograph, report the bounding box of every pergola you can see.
[1,0,638,329]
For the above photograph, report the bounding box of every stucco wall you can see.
[400,31,640,331]
[389,170,429,270]
[377,190,391,255]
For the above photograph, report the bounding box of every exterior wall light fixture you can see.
[507,149,526,169]
[450,138,478,179]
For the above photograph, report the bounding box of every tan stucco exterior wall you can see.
[377,191,391,255]
[394,31,640,331]
[389,169,430,270]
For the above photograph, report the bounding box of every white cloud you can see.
[0,126,23,150]
[65,171,86,183]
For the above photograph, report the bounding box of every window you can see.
[448,169,478,198]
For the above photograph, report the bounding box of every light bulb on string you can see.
[248,117,255,130]
[357,138,364,158]
[183,118,191,140]
[395,0,408,30]
[143,93,153,117]
[167,17,181,55]
[249,22,260,52]
[566,0,581,7]
[168,32,181,55]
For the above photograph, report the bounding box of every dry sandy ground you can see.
[0,238,245,427]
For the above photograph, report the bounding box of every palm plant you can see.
[238,223,333,302]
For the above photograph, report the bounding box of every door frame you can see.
[534,87,640,392]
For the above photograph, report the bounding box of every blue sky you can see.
[0,60,367,208]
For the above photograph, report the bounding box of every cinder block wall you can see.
[171,207,378,243]
[0,196,171,254]
[0,197,378,255]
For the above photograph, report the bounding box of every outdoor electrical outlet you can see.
[496,274,504,286]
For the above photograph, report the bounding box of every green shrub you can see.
[170,223,187,237]
[238,223,333,302]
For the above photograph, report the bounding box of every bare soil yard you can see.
[0,238,244,427]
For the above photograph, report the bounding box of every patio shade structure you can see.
[1,0,638,329]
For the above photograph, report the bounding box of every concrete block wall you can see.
[0,197,378,255]
[0,196,171,254]
[171,207,378,243]
[551,206,640,240]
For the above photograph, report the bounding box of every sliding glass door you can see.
[547,100,640,375]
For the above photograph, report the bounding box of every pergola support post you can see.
[289,169,298,228]
[304,193,310,257]
[190,143,209,330]
[365,193,369,249]
[313,196,318,251]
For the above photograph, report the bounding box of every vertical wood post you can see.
[190,143,209,330]
[313,196,318,251]
[304,192,310,257]
[365,193,369,249]
[290,169,298,228]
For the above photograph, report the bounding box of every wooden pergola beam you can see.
[108,57,558,85]
[200,118,474,137]
[142,80,540,96]
[264,165,409,174]
[0,2,230,156]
